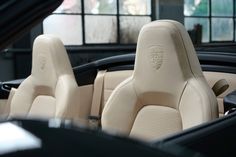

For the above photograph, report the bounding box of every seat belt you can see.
[212,79,229,97]
[89,70,106,129]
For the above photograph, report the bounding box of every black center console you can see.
[224,90,236,114]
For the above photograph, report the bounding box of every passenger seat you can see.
[7,35,81,120]
[101,20,219,141]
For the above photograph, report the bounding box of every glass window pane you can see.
[85,15,117,43]
[184,17,209,42]
[184,0,209,16]
[54,0,81,13]
[119,0,151,15]
[85,0,117,14]
[212,18,233,41]
[120,16,151,43]
[235,2,236,16]
[212,0,233,16]
[43,15,82,45]
[235,19,236,41]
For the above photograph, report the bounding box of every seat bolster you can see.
[55,75,80,119]
[179,77,218,129]
[102,77,141,136]
[9,77,36,118]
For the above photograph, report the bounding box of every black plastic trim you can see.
[224,90,236,112]
[155,112,236,157]
[0,0,63,50]
[73,54,135,86]
[0,119,176,157]
[73,52,236,86]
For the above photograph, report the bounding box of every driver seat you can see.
[8,35,80,120]
[101,20,218,141]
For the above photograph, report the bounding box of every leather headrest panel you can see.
[31,35,73,88]
[133,20,203,108]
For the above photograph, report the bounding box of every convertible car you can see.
[0,0,236,156]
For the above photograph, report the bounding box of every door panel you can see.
[204,72,236,116]
[0,79,23,100]
[155,112,236,157]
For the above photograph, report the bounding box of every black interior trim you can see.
[0,82,9,99]
[73,54,135,86]
[73,52,236,86]
[0,0,63,50]
[0,119,176,157]
[155,112,236,157]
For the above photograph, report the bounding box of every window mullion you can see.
[117,0,120,44]
[209,0,212,42]
[81,0,85,45]
[151,0,156,20]
[233,0,235,41]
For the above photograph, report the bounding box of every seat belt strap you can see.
[89,70,106,129]
[212,79,229,97]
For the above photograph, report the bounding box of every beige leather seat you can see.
[8,35,80,119]
[101,20,218,141]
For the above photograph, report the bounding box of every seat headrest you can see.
[31,35,73,86]
[132,20,204,107]
[133,20,203,86]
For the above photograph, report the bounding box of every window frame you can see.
[43,0,156,46]
[184,0,236,43]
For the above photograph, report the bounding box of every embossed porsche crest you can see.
[39,55,47,70]
[149,46,164,70]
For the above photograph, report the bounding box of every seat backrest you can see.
[101,20,218,141]
[9,35,80,120]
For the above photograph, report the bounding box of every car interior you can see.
[101,20,218,142]
[7,34,82,120]
[1,19,234,140]
[1,0,236,156]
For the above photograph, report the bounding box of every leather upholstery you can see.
[99,71,234,117]
[101,20,218,141]
[103,70,133,108]
[9,35,81,120]
[204,71,236,116]
[0,100,7,115]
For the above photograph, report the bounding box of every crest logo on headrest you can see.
[38,55,46,70]
[149,46,163,70]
